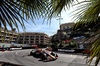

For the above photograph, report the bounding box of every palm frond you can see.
[48,0,75,17]
[73,0,100,23]
[0,0,51,31]
[87,36,100,66]
[72,0,100,66]
[0,0,78,31]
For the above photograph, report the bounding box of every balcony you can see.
[5,38,10,40]
[13,36,17,38]
[25,39,29,40]
[5,35,10,37]
[36,36,39,38]
[25,38,29,40]
[0,38,2,40]
[11,39,16,41]
[30,36,34,38]
[19,38,23,40]
[30,41,34,43]
[24,36,29,37]
[20,37,23,39]
[30,39,34,40]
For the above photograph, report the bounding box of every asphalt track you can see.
[0,49,99,66]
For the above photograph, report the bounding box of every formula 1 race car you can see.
[30,49,58,61]
[40,51,58,61]
[30,49,42,57]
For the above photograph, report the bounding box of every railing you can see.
[0,43,32,48]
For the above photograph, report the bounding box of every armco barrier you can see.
[58,49,75,52]
[0,47,36,51]
[52,48,85,53]
[52,48,58,51]
[74,49,84,53]
[0,48,4,51]
[22,47,35,49]
[10,47,22,50]
[0,48,7,51]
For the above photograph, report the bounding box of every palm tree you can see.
[0,0,47,31]
[0,0,75,31]
[74,17,100,66]
[71,1,100,66]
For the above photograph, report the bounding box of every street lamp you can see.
[56,16,63,27]
[56,16,63,47]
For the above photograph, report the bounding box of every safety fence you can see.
[0,43,37,51]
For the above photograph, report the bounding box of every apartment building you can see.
[17,32,50,45]
[54,23,74,41]
[60,23,74,30]
[0,27,18,43]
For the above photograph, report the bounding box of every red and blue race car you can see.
[30,49,58,61]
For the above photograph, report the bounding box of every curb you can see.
[1,50,10,52]
[2,51,5,52]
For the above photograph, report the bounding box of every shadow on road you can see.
[0,61,23,66]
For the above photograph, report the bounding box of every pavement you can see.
[0,49,100,66]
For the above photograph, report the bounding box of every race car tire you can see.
[56,54,58,57]
[30,52,32,55]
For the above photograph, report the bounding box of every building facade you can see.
[0,27,18,43]
[54,23,74,41]
[60,23,74,30]
[17,32,50,45]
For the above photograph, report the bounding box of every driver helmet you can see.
[38,49,42,51]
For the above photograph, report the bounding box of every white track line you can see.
[16,51,20,55]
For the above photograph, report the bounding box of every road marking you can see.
[70,55,73,57]
[15,50,30,56]
[16,51,20,55]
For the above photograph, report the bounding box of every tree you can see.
[50,34,59,47]
[70,0,100,66]
[0,0,47,31]
[74,17,100,66]
[0,0,76,32]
